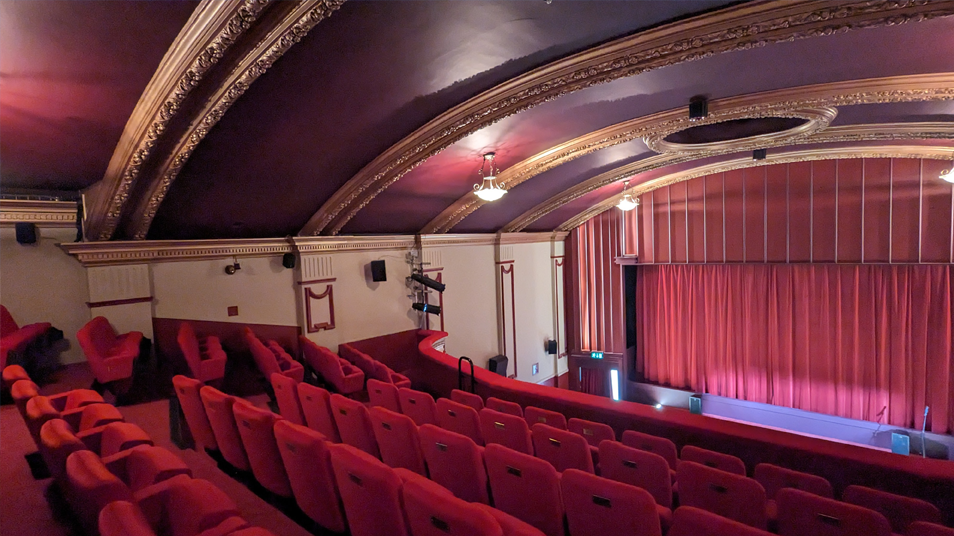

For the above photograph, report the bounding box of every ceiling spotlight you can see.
[473,153,507,202]
[616,181,638,211]
[753,148,767,161]
[412,302,442,315]
[224,257,241,275]
[688,96,708,121]
[410,273,446,293]
[941,164,954,184]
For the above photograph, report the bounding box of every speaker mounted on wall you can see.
[15,222,37,245]
[370,260,387,282]
[546,340,557,355]
[282,253,296,269]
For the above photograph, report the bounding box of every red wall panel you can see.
[765,164,789,262]
[920,159,953,263]
[744,167,766,262]
[724,170,745,262]
[670,181,689,263]
[653,187,670,264]
[788,162,813,262]
[638,193,654,263]
[836,159,864,262]
[891,158,922,263]
[812,160,837,262]
[705,174,724,263]
[687,176,707,262]
[863,158,892,263]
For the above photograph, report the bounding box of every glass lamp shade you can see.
[616,194,638,211]
[474,176,507,201]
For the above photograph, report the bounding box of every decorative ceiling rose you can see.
[473,153,507,202]
[616,181,638,212]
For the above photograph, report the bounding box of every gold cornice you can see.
[0,200,77,228]
[427,74,954,234]
[302,0,954,237]
[556,145,954,232]
[85,0,271,241]
[503,122,954,233]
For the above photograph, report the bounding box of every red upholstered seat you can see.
[1,305,52,369]
[100,422,154,457]
[568,418,616,446]
[2,363,31,390]
[39,419,89,481]
[842,485,943,535]
[486,397,523,417]
[273,420,346,533]
[338,343,377,377]
[399,387,438,426]
[10,379,39,422]
[562,468,662,536]
[27,395,120,445]
[328,442,409,536]
[267,340,304,381]
[402,476,504,536]
[668,506,774,536]
[65,449,135,533]
[754,462,833,523]
[177,322,227,383]
[677,460,768,530]
[908,522,954,536]
[473,504,547,536]
[172,375,218,451]
[299,337,364,394]
[418,423,489,504]
[104,444,192,492]
[484,443,564,536]
[297,382,340,442]
[532,423,593,473]
[374,360,411,388]
[135,474,244,536]
[681,445,746,475]
[479,407,533,455]
[231,400,292,497]
[451,388,484,412]
[621,430,678,473]
[329,393,380,457]
[99,500,157,536]
[244,328,303,383]
[598,440,673,509]
[78,316,143,384]
[524,406,567,430]
[225,528,279,536]
[269,373,305,425]
[776,487,892,536]
[368,378,402,412]
[370,406,427,475]
[199,386,250,471]
[436,397,484,445]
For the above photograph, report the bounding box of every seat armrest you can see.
[77,425,109,453]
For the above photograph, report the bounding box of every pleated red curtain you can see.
[580,366,608,398]
[635,264,953,434]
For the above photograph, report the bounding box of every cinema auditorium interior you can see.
[3,1,954,535]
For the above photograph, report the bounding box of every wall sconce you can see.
[224,256,241,275]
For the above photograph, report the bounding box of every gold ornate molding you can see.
[556,145,954,232]
[503,122,954,233]
[85,0,271,241]
[0,200,77,228]
[302,0,954,236]
[427,74,954,234]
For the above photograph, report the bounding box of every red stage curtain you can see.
[635,264,953,434]
[580,366,608,398]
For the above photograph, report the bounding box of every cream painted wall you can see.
[511,241,558,383]
[435,244,499,370]
[0,227,90,364]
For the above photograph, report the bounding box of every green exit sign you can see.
[590,351,604,359]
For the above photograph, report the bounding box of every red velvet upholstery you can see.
[418,423,489,504]
[172,375,218,451]
[10,379,39,421]
[244,328,303,383]
[908,522,954,536]
[484,443,564,536]
[77,403,125,431]
[524,406,567,430]
[269,373,305,425]
[402,477,503,536]
[681,445,747,476]
[329,393,380,457]
[66,449,135,533]
[226,528,278,536]
[2,363,30,390]
[842,485,943,535]
[473,504,547,536]
[99,501,157,536]
[369,406,426,475]
[677,461,767,529]
[562,468,662,536]
[621,430,678,472]
[340,343,409,387]
[100,422,154,457]
[104,445,192,492]
[177,322,227,383]
[398,387,438,426]
[377,361,412,389]
[486,397,523,417]
[436,397,483,445]
[668,506,774,536]
[136,475,244,536]
[598,440,673,509]
[328,442,409,536]
[78,316,143,384]
[273,420,346,532]
[39,419,88,481]
[297,382,340,442]
[299,336,364,394]
[451,389,484,411]
[199,386,250,471]
[531,423,593,473]
[368,378,401,413]
[776,487,892,536]
[754,463,834,500]
[0,305,51,369]
[479,407,533,455]
[26,394,116,445]
[568,418,615,446]
[231,400,292,497]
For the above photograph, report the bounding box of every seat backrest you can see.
[567,418,616,447]
[299,336,343,385]
[172,375,218,451]
[753,463,833,501]
[199,386,250,471]
[668,506,774,536]
[367,378,401,413]
[598,440,672,508]
[451,389,484,412]
[479,408,533,455]
[398,387,438,426]
[680,445,746,476]
[176,322,202,376]
[79,402,124,431]
[273,420,346,533]
[338,344,376,377]
[418,423,489,504]
[484,443,565,536]
[436,397,483,445]
[842,485,942,534]
[39,418,86,481]
[561,468,661,536]
[80,316,118,355]
[244,328,281,378]
[907,521,954,536]
[10,379,39,419]
[328,442,409,536]
[329,393,380,457]
[369,406,426,475]
[524,406,567,430]
[402,477,504,536]
[620,430,678,471]
[0,304,19,335]
[473,503,548,536]
[776,488,892,536]
[231,400,292,497]
[676,460,767,530]
[297,382,340,442]
[486,397,523,417]
[163,477,243,536]
[121,445,192,492]
[531,423,593,473]
[269,373,305,425]
[100,422,153,457]
[66,449,134,533]
[99,501,157,536]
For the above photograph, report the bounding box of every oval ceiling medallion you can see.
[644,106,838,155]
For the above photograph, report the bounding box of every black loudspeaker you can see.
[546,340,557,355]
[488,355,508,377]
[282,253,296,269]
[15,222,37,244]
[370,260,387,282]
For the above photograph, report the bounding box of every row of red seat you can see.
[0,305,53,371]
[3,364,278,536]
